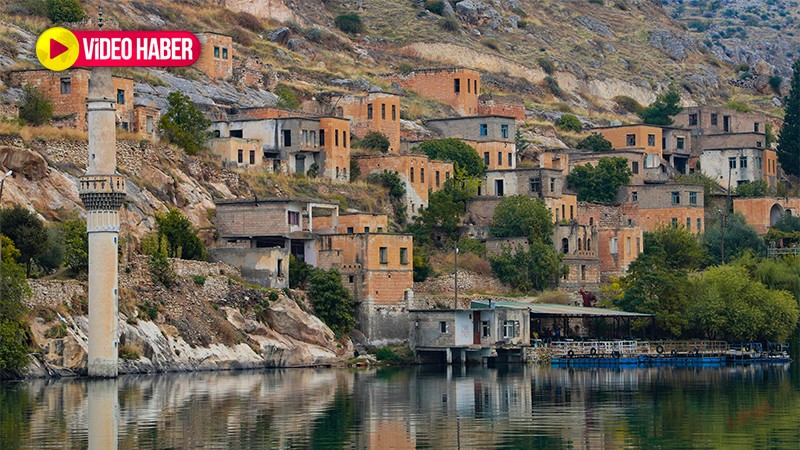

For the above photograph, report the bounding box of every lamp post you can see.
[454,245,459,310]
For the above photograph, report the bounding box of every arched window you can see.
[561,238,569,254]
[577,238,582,252]
[586,238,591,251]
[589,217,594,226]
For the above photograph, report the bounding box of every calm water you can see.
[2,364,800,449]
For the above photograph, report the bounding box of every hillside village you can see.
[2,0,800,372]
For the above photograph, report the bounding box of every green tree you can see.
[47,0,85,23]
[515,128,530,155]
[158,91,211,155]
[576,133,613,152]
[274,85,300,110]
[555,114,582,132]
[0,236,31,375]
[357,131,391,153]
[638,89,682,125]
[407,168,479,247]
[366,170,406,225]
[413,246,433,282]
[687,265,799,341]
[702,212,765,265]
[0,206,48,277]
[489,240,564,292]
[18,85,52,126]
[567,157,632,203]
[778,58,800,177]
[615,226,707,336]
[735,180,771,197]
[489,196,553,243]
[155,209,207,261]
[37,225,64,273]
[289,253,312,289]
[415,138,485,177]
[61,218,88,273]
[308,268,355,336]
[146,234,175,288]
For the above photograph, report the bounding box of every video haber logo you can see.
[36,27,200,72]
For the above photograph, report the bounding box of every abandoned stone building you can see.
[386,67,480,116]
[211,115,351,181]
[595,124,692,174]
[353,154,454,218]
[425,115,517,171]
[477,94,526,121]
[733,197,800,235]
[330,92,402,153]
[674,106,768,141]
[8,68,146,132]
[195,32,234,80]
[616,183,705,233]
[554,222,601,288]
[577,202,644,280]
[314,211,389,234]
[476,167,577,224]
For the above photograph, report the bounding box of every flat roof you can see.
[471,300,652,317]
[425,115,516,122]
[592,124,690,131]
[215,197,339,207]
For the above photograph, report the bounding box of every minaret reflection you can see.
[87,378,118,450]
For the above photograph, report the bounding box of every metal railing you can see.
[546,340,730,356]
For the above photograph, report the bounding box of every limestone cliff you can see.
[25,257,353,377]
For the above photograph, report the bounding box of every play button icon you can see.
[35,27,79,71]
[50,39,69,59]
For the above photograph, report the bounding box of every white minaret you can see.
[80,66,125,378]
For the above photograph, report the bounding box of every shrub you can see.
[349,156,361,182]
[61,218,88,274]
[308,268,355,336]
[119,344,141,360]
[576,133,613,151]
[769,76,782,94]
[544,76,562,97]
[268,291,279,302]
[0,206,48,276]
[458,237,486,257]
[44,323,67,339]
[229,26,252,46]
[357,131,390,153]
[537,57,555,75]
[555,114,582,132]
[18,85,52,126]
[588,0,604,4]
[274,84,301,110]
[234,11,263,32]
[415,138,484,177]
[482,39,500,51]
[375,346,400,361]
[725,99,751,113]
[193,275,206,285]
[289,254,312,289]
[335,13,364,34]
[47,0,85,23]
[147,235,175,288]
[424,0,446,15]
[158,91,211,155]
[613,95,644,115]
[439,17,459,32]
[517,19,528,29]
[155,209,207,261]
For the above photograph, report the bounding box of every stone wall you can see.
[195,33,234,80]
[26,280,87,310]
[386,68,480,116]
[478,95,526,121]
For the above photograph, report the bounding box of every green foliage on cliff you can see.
[489,240,565,292]
[18,85,52,126]
[0,236,31,376]
[155,209,207,261]
[308,268,355,337]
[416,138,485,178]
[638,89,682,125]
[47,0,85,23]
[0,206,48,277]
[158,91,211,155]
[490,196,553,243]
[567,157,632,203]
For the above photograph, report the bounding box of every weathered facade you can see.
[426,115,516,171]
[577,202,644,279]
[9,68,135,132]
[477,94,526,121]
[386,68,480,116]
[699,147,777,190]
[733,197,800,234]
[354,154,453,217]
[674,106,768,141]
[331,92,402,152]
[314,212,389,234]
[554,222,601,288]
[195,32,234,80]
[210,137,263,169]
[617,183,705,233]
[210,246,289,288]
[477,168,577,223]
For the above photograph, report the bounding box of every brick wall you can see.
[132,105,160,139]
[478,95,526,121]
[333,92,401,152]
[734,197,800,234]
[472,141,516,170]
[319,117,350,182]
[195,33,233,80]
[675,106,767,136]
[315,212,388,233]
[597,125,663,157]
[695,132,767,150]
[387,68,480,115]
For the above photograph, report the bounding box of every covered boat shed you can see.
[471,300,654,341]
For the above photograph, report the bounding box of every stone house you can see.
[577,202,644,279]
[329,92,402,153]
[195,32,234,80]
[386,67,480,116]
[567,149,672,186]
[595,124,692,174]
[554,222,601,288]
[733,197,800,234]
[700,147,778,190]
[425,115,516,171]
[353,154,454,218]
[476,168,578,224]
[674,106,768,142]
[617,183,705,233]
[314,211,389,234]
[9,68,137,132]
[477,94,526,121]
[210,116,351,181]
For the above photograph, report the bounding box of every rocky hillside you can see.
[0,0,786,123]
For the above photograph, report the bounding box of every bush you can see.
[536,57,555,75]
[158,91,211,155]
[44,323,67,339]
[47,0,85,23]
[357,131,390,153]
[555,114,582,132]
[457,237,486,257]
[413,247,433,282]
[543,76,563,97]
[234,11,263,32]
[567,157,632,203]
[613,95,644,115]
[366,170,407,225]
[0,206,48,276]
[588,0,604,4]
[274,84,301,110]
[146,235,175,288]
[0,237,32,375]
[735,180,771,197]
[289,254,312,289]
[155,209,207,261]
[268,291,279,302]
[415,138,484,177]
[335,13,364,34]
[439,17,460,32]
[349,156,361,182]
[725,99,751,113]
[193,275,206,285]
[308,268,355,336]
[490,240,564,292]
[424,0,446,15]
[18,85,53,126]
[577,133,613,151]
[769,76,783,94]
[61,219,88,274]
[119,344,141,360]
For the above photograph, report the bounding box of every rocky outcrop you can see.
[649,29,698,61]
[24,258,353,378]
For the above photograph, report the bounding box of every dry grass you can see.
[0,121,22,136]
[431,251,493,277]
[20,125,87,142]
[536,290,572,305]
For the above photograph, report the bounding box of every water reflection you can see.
[2,364,799,449]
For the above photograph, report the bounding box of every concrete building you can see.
[353,154,454,218]
[211,116,351,181]
[80,67,126,377]
[330,92,402,153]
[210,246,289,289]
[410,304,530,364]
[425,115,516,171]
[315,211,389,234]
[9,68,136,132]
[595,124,692,174]
[386,68,480,116]
[195,32,234,80]
[700,147,778,190]
[674,106,768,141]
[617,183,705,233]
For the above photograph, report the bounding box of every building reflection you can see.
[2,364,796,449]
